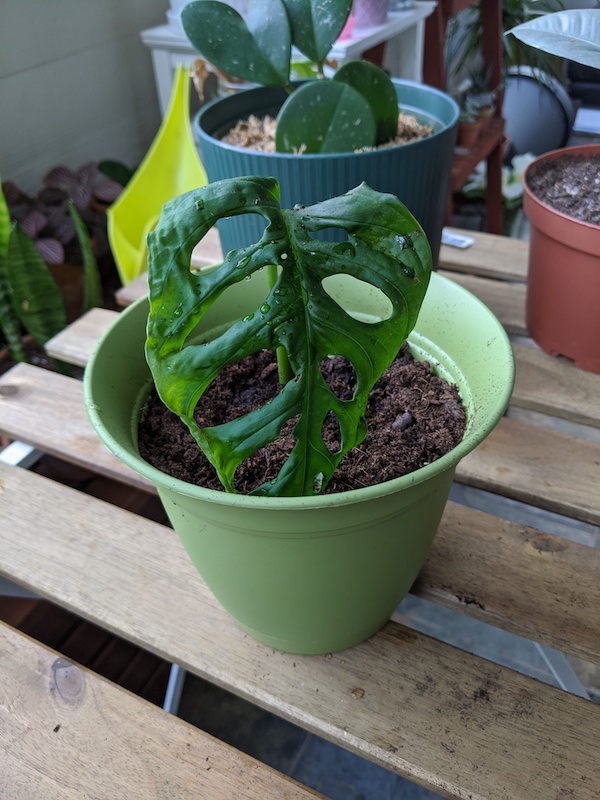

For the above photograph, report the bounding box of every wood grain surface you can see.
[1,622,325,800]
[439,228,529,281]
[0,463,598,800]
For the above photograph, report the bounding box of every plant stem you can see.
[267,263,293,385]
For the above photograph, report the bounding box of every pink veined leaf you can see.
[36,237,65,265]
[93,178,123,204]
[1,180,24,205]
[44,206,76,244]
[21,209,48,238]
[37,186,69,206]
[43,165,75,187]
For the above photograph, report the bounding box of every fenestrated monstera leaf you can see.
[146,177,431,497]
[181,0,292,86]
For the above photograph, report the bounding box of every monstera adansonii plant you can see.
[145,177,432,497]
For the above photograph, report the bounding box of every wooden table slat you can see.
[0,363,152,493]
[1,463,598,800]
[456,416,600,526]
[1,383,598,660]
[438,228,529,282]
[44,307,118,368]
[512,341,600,428]
[1,622,324,800]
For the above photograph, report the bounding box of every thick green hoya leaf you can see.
[181,0,291,86]
[333,61,399,146]
[282,0,353,63]
[275,80,376,153]
[508,10,600,69]
[146,177,431,497]
[8,224,67,347]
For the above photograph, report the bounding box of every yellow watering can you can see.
[108,65,208,284]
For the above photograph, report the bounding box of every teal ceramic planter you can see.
[84,272,513,654]
[195,80,458,266]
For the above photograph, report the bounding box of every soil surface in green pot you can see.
[138,342,466,496]
[526,153,600,224]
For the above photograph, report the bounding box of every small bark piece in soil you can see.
[527,154,600,225]
[138,343,466,496]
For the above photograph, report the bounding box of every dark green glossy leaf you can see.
[282,0,352,63]
[98,159,134,187]
[181,0,291,86]
[146,176,431,497]
[7,224,66,347]
[275,80,376,153]
[333,61,399,145]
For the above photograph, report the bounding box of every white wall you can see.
[1,0,168,193]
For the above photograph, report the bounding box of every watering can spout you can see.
[108,65,208,284]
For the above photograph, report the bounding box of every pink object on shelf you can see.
[338,9,356,40]
[354,0,389,29]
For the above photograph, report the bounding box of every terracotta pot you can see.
[523,144,600,374]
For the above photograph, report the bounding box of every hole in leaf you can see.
[319,355,356,401]
[305,226,348,244]
[321,274,393,323]
[322,410,342,455]
[195,350,281,427]
[232,415,298,494]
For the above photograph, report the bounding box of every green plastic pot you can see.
[84,272,513,654]
[195,80,458,267]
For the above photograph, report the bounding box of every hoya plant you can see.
[145,176,432,497]
[180,0,400,154]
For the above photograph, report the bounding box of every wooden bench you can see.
[1,227,599,798]
[1,623,325,799]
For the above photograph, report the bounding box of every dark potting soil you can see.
[138,344,466,495]
[526,154,600,225]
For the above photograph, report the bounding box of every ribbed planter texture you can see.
[195,80,458,267]
[523,144,600,374]
[84,272,513,654]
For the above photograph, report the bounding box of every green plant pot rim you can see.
[85,272,513,511]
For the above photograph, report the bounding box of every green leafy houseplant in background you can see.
[145,176,431,497]
[0,180,101,364]
[508,8,600,69]
[450,0,569,82]
[180,0,401,154]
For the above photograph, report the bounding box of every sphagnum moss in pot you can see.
[181,0,458,266]
[85,177,514,655]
